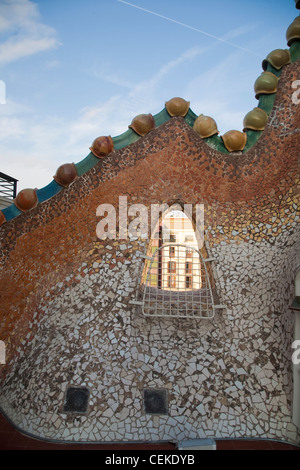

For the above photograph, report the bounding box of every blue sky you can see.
[0,0,297,192]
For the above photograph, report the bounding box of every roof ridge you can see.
[0,14,300,227]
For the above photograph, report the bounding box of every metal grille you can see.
[0,172,18,199]
[142,244,215,319]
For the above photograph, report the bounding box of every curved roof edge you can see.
[1,16,300,226]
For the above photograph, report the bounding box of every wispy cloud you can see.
[0,2,261,192]
[0,42,207,190]
[91,60,135,90]
[184,48,257,133]
[0,37,253,190]
[0,36,59,65]
[117,0,261,57]
[0,0,60,65]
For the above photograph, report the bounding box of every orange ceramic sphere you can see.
[0,210,6,226]
[14,188,38,212]
[90,135,114,158]
[54,163,78,187]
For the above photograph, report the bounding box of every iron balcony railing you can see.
[0,172,18,200]
[142,244,215,319]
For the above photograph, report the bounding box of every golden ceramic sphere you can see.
[286,16,300,46]
[129,114,155,136]
[221,130,247,152]
[243,107,269,131]
[193,114,219,138]
[254,72,278,99]
[165,97,190,117]
[262,49,291,71]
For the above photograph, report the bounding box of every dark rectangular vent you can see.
[143,389,168,415]
[63,386,89,413]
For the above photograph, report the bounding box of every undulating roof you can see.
[0,12,300,227]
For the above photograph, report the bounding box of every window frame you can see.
[169,246,176,258]
[167,275,177,288]
[142,244,216,319]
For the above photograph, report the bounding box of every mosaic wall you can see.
[0,44,299,444]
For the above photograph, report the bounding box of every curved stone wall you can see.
[0,18,299,445]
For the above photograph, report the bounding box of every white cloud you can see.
[45,60,60,70]
[183,46,258,133]
[0,0,40,32]
[92,64,135,90]
[0,0,60,65]
[0,36,59,65]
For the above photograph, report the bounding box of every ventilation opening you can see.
[143,389,168,415]
[63,386,90,413]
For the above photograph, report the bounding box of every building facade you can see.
[0,11,300,447]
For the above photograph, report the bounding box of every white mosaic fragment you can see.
[1,231,300,446]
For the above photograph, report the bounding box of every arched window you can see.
[141,207,217,319]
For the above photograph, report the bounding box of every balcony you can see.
[0,172,18,209]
